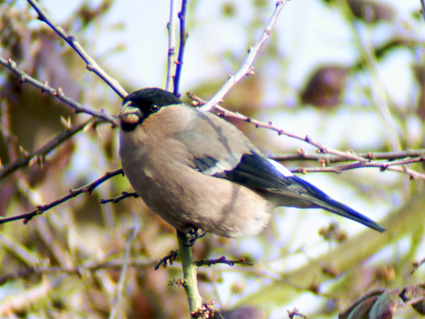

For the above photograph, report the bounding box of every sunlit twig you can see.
[26,0,128,99]
[200,0,289,112]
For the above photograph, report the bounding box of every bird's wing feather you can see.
[213,152,386,233]
[173,106,385,233]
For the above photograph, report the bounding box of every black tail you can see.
[293,176,386,233]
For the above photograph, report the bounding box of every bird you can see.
[118,88,385,238]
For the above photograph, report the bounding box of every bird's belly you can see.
[123,159,274,238]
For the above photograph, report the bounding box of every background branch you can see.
[200,0,288,112]
[26,0,128,99]
[0,168,123,225]
[0,118,105,180]
[165,0,178,92]
[0,57,118,125]
[109,227,138,319]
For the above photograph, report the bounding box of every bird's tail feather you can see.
[292,176,386,233]
[313,196,386,233]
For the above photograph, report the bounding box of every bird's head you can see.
[119,88,182,132]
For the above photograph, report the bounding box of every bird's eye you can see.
[150,104,160,113]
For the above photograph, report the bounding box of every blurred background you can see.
[1,0,425,318]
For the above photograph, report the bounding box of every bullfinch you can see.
[119,88,385,238]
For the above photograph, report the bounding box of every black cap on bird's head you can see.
[120,88,182,131]
[123,88,182,108]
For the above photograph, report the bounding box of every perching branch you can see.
[0,118,104,180]
[200,0,289,112]
[26,0,128,99]
[177,231,203,317]
[0,57,118,125]
[0,168,123,225]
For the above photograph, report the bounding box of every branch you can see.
[155,250,178,270]
[109,227,138,319]
[177,231,203,317]
[0,168,123,225]
[0,57,118,125]
[165,0,178,92]
[290,157,425,180]
[26,0,128,99]
[0,257,158,285]
[0,118,104,180]
[269,149,425,163]
[189,92,368,162]
[100,191,139,204]
[173,0,188,96]
[200,0,289,112]
[195,256,253,267]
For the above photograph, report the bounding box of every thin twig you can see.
[0,168,124,225]
[155,250,178,270]
[165,0,178,92]
[189,92,368,162]
[269,149,425,163]
[0,257,159,285]
[0,118,103,180]
[200,0,288,112]
[290,160,425,180]
[109,227,138,319]
[26,0,128,99]
[100,191,139,204]
[173,0,188,96]
[0,57,118,125]
[195,256,253,267]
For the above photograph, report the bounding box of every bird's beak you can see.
[119,101,144,127]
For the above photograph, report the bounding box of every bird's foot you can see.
[177,226,207,247]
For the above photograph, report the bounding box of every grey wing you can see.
[173,107,257,175]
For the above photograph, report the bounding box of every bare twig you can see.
[0,57,118,125]
[0,168,124,225]
[290,157,425,180]
[155,250,178,270]
[109,227,138,319]
[0,118,104,180]
[192,94,425,179]
[165,0,178,92]
[189,92,368,162]
[26,0,128,99]
[100,191,139,204]
[200,0,289,112]
[195,256,253,267]
[269,149,425,163]
[173,0,188,96]
[0,257,159,285]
